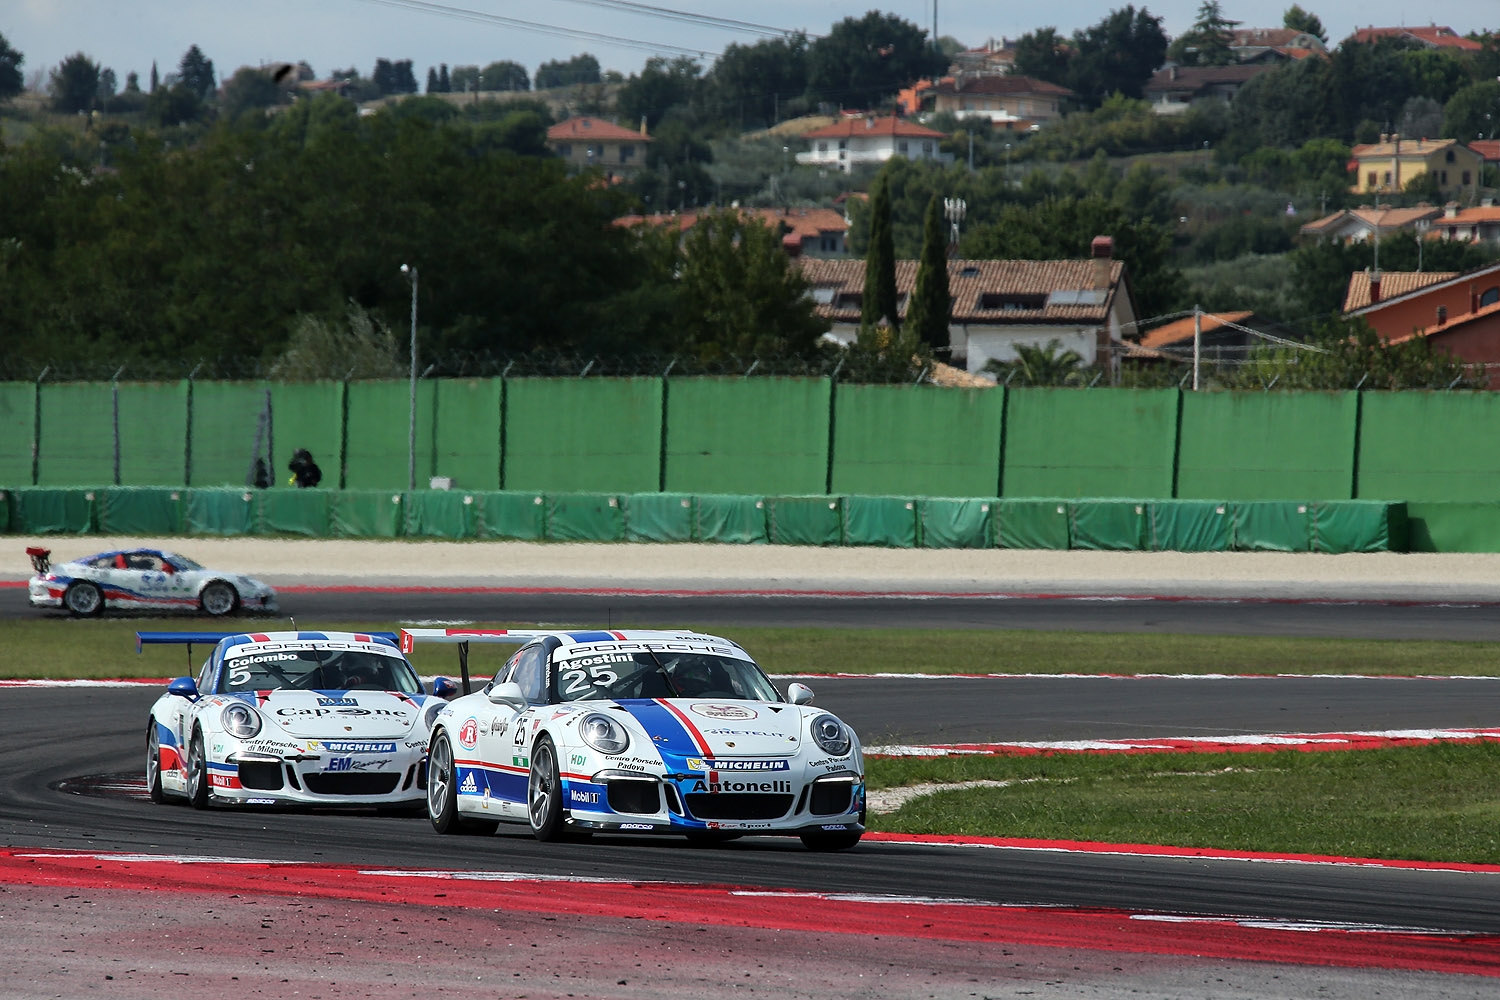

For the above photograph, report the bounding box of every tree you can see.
[49,53,101,113]
[438,64,450,92]
[862,175,899,331]
[0,33,24,101]
[1167,1,1239,67]
[806,11,946,110]
[426,66,439,93]
[1078,7,1169,101]
[706,35,809,129]
[982,340,1087,386]
[1225,316,1482,391]
[1444,79,1500,141]
[1011,28,1071,88]
[270,302,403,380]
[905,195,950,351]
[535,53,601,90]
[617,56,701,131]
[480,60,529,91]
[220,65,287,120]
[672,209,829,358]
[145,82,205,126]
[178,45,216,101]
[450,65,479,92]
[372,58,418,95]
[1281,5,1327,43]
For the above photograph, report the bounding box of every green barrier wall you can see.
[504,378,662,493]
[37,384,116,486]
[1003,388,1177,497]
[256,489,331,537]
[185,488,255,536]
[1357,393,1500,501]
[330,491,404,538]
[475,492,546,540]
[918,498,994,549]
[434,379,502,491]
[188,382,273,487]
[1177,392,1357,500]
[116,382,189,485]
[1069,499,1147,551]
[266,383,345,490]
[1312,500,1407,553]
[625,493,696,543]
[767,496,842,546]
[996,499,1071,550]
[0,384,35,484]
[405,490,477,539]
[546,493,625,542]
[97,486,185,535]
[666,378,830,495]
[1230,501,1313,552]
[1406,502,1500,553]
[831,385,1004,497]
[8,487,95,533]
[694,495,767,544]
[1148,500,1232,551]
[842,496,917,547]
[345,381,437,490]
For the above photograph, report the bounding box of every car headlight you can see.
[221,703,262,740]
[579,713,629,755]
[811,714,850,756]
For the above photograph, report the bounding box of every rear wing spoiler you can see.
[137,631,399,653]
[399,627,556,695]
[26,547,50,575]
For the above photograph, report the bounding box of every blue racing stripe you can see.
[616,700,704,756]
[566,630,618,643]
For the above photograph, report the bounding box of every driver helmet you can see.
[671,656,716,693]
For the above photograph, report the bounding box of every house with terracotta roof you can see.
[1473,140,1500,167]
[915,74,1074,127]
[1349,137,1484,198]
[1343,269,1456,311]
[615,207,849,257]
[1227,27,1327,60]
[798,237,1137,374]
[1298,205,1443,243]
[547,117,650,180]
[1347,25,1482,51]
[1344,262,1500,386]
[1144,63,1272,114]
[796,116,952,173]
[1433,201,1500,245]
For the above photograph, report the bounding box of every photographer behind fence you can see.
[287,448,323,488]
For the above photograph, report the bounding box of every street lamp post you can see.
[400,263,418,493]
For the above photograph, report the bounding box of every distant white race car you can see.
[27,546,277,617]
[142,630,457,810]
[405,627,866,851]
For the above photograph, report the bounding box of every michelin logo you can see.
[687,758,789,772]
[321,741,397,753]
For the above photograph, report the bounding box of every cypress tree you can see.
[861,174,899,331]
[906,194,951,351]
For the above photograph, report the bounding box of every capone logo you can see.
[689,703,757,720]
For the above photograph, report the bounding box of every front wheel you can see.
[64,582,104,617]
[145,723,166,803]
[428,731,497,835]
[527,736,565,842]
[199,581,238,617]
[800,829,862,852]
[185,729,209,809]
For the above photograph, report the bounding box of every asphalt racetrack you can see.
[4,543,1500,998]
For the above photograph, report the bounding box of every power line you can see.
[545,0,807,39]
[353,0,722,58]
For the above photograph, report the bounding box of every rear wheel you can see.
[64,582,104,617]
[800,829,862,852]
[427,732,497,835]
[527,736,565,842]
[185,729,209,809]
[145,724,166,804]
[199,581,238,617]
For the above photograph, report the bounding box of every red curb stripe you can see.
[1,849,1494,976]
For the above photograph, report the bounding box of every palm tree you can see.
[983,339,1087,386]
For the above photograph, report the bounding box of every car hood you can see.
[615,699,804,757]
[254,690,424,738]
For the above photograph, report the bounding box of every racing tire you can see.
[199,581,239,617]
[799,829,862,852]
[185,729,210,809]
[527,736,566,842]
[145,723,166,804]
[63,582,104,617]
[427,731,497,835]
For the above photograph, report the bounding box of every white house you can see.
[799,238,1137,374]
[796,116,952,174]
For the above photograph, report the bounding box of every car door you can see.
[473,644,546,810]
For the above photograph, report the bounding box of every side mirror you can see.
[167,676,199,701]
[431,676,460,700]
[487,680,528,711]
[786,682,814,705]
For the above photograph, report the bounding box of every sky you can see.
[5,0,1497,88]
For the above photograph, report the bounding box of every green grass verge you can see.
[866,744,1500,864]
[6,618,1500,680]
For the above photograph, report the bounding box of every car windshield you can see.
[551,649,781,703]
[165,553,203,571]
[219,647,422,694]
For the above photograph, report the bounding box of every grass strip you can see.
[6,619,1500,680]
[866,743,1500,864]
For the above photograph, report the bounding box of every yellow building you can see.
[1349,136,1484,199]
[546,117,650,181]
